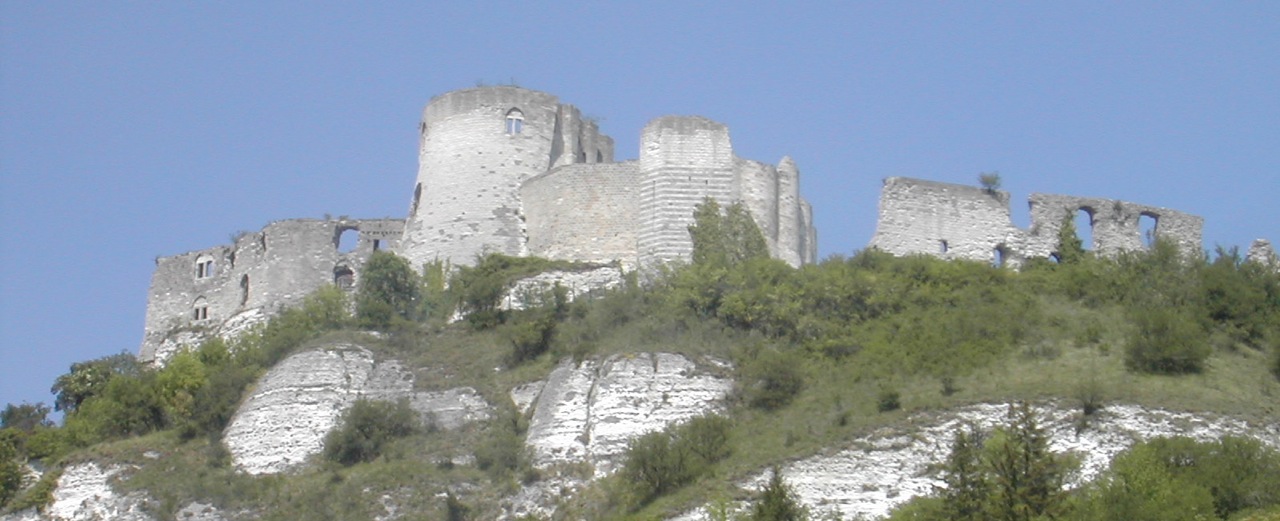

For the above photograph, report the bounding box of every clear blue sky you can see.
[2,3,1277,411]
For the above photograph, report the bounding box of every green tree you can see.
[356,251,423,329]
[50,352,141,413]
[0,403,52,432]
[1054,215,1086,265]
[940,423,990,521]
[979,172,1002,194]
[985,402,1068,521]
[689,197,769,268]
[749,467,808,521]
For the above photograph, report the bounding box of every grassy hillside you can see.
[3,233,1279,519]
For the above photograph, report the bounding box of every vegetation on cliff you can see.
[2,199,1279,519]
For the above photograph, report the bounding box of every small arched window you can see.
[192,297,209,321]
[505,108,524,134]
[334,265,355,291]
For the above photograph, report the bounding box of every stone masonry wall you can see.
[399,87,614,268]
[638,116,737,266]
[636,116,816,268]
[869,177,1203,265]
[870,177,1023,264]
[1024,193,1204,258]
[139,218,402,363]
[521,162,640,266]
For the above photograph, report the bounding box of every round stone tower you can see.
[400,86,614,268]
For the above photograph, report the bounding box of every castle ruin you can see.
[140,86,817,363]
[869,177,1205,266]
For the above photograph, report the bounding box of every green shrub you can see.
[0,430,20,509]
[322,399,418,466]
[877,388,901,413]
[620,414,732,507]
[1124,307,1211,374]
[738,349,804,411]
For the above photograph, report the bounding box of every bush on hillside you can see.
[323,399,418,466]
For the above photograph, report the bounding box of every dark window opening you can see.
[196,259,215,278]
[239,275,250,307]
[411,183,422,217]
[192,298,209,321]
[260,234,267,252]
[993,245,1008,268]
[335,266,355,291]
[505,108,524,134]
[939,240,949,254]
[336,227,358,253]
[372,239,382,251]
[1139,213,1158,248]
[596,150,603,163]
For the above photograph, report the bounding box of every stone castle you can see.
[139,86,1278,364]
[140,86,817,362]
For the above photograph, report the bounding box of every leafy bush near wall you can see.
[322,399,419,466]
[356,251,424,329]
[618,414,733,508]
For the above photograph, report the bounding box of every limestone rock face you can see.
[502,353,732,519]
[500,266,626,311]
[676,402,1280,521]
[0,463,151,521]
[223,343,491,475]
[523,353,734,475]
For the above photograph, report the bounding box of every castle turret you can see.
[399,86,613,268]
[637,116,736,266]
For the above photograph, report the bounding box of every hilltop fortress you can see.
[140,86,817,362]
[139,86,1277,364]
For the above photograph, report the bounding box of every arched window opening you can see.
[335,227,359,253]
[411,183,422,217]
[195,256,215,279]
[939,240,949,254]
[192,297,209,321]
[1075,208,1094,251]
[239,275,250,307]
[1139,213,1159,248]
[993,245,1008,268]
[334,265,355,291]
[505,108,524,134]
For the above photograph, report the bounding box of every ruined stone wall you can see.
[1024,193,1203,258]
[399,86,614,268]
[140,218,402,363]
[870,177,1023,264]
[521,161,640,266]
[869,177,1203,265]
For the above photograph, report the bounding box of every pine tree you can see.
[985,402,1067,521]
[940,423,990,521]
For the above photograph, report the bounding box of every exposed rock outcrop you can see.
[523,353,734,474]
[0,463,150,521]
[676,402,1280,521]
[223,343,491,475]
[504,353,733,519]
